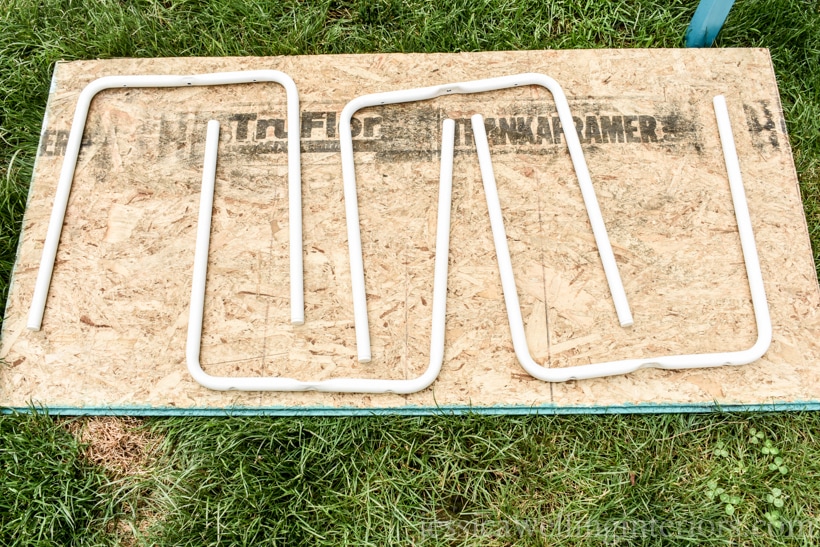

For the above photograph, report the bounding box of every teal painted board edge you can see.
[685,0,736,47]
[4,401,820,416]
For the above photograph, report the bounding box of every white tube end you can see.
[617,305,634,328]
[26,308,44,331]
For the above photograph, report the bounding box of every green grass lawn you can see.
[1,1,819,545]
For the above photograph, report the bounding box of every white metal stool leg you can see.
[340,73,633,365]
[470,96,771,382]
[27,70,304,330]
[185,119,455,393]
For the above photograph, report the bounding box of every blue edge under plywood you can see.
[6,402,820,416]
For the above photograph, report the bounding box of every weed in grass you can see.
[763,486,790,534]
[713,441,730,458]
[769,456,788,475]
[705,480,743,516]
[749,427,766,445]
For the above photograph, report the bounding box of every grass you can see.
[1,0,819,545]
[140,413,820,545]
[4,411,820,545]
[0,412,124,545]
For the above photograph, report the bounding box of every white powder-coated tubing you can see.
[186,119,456,393]
[341,73,633,362]
[187,120,221,375]
[27,70,304,330]
[470,97,771,382]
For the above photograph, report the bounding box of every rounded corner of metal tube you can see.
[340,99,366,125]
[80,76,121,100]
[185,353,226,391]
[741,323,773,366]
[270,70,299,94]
[522,72,561,91]
[391,356,445,395]
[402,377,438,395]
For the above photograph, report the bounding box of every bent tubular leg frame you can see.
[341,73,633,364]
[27,70,304,330]
[470,96,771,382]
[186,119,455,393]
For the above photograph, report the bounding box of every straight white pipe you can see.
[471,114,536,369]
[714,94,772,354]
[27,70,303,330]
[340,73,633,363]
[188,120,221,369]
[471,99,771,381]
[186,119,455,392]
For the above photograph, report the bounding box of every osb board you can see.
[2,49,819,415]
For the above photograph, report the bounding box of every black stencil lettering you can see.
[600,116,625,143]
[363,117,382,137]
[326,111,337,138]
[301,112,324,138]
[584,116,603,144]
[573,116,586,143]
[229,113,256,141]
[638,116,658,143]
[256,119,286,139]
[350,117,362,138]
[535,116,553,144]
[623,115,640,143]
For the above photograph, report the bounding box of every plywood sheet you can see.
[2,49,818,414]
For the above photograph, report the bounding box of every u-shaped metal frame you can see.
[186,119,455,393]
[341,73,634,364]
[27,70,304,331]
[469,95,771,382]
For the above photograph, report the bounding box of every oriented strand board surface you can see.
[2,49,819,413]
